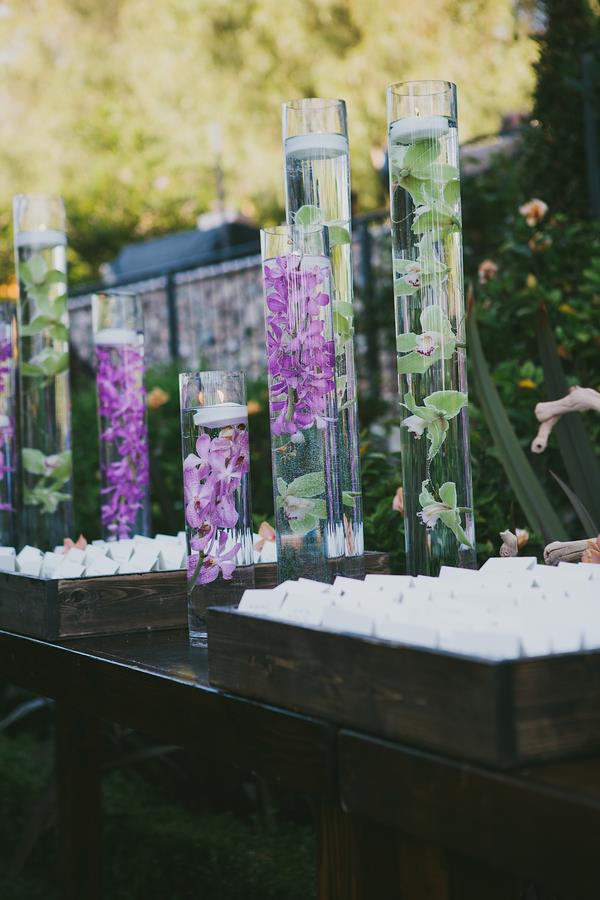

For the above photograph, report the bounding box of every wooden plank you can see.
[55,702,103,900]
[207,609,511,767]
[339,729,600,899]
[512,652,600,761]
[0,571,56,638]
[58,571,186,638]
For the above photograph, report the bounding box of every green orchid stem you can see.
[190,551,205,590]
[285,386,296,422]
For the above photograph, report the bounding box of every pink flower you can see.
[190,531,241,586]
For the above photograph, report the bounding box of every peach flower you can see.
[519,198,548,227]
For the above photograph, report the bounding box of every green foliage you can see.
[0,730,315,900]
[522,0,600,217]
[0,0,537,285]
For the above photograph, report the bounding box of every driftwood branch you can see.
[499,530,518,557]
[544,539,590,566]
[531,386,600,453]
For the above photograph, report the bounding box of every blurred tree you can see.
[0,0,537,283]
[522,0,599,217]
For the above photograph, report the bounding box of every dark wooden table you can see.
[1,627,599,900]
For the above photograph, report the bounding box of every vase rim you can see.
[387,79,455,96]
[283,97,345,109]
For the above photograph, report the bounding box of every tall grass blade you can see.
[468,310,568,543]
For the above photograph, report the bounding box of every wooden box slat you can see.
[0,569,188,641]
[207,608,600,768]
[0,552,391,642]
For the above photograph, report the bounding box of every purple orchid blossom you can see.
[0,329,15,512]
[263,256,336,437]
[96,343,150,539]
[184,422,249,589]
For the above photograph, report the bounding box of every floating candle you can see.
[193,402,247,429]
[285,132,348,157]
[389,115,450,144]
[15,229,67,248]
[94,327,139,346]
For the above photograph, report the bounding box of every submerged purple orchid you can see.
[263,255,336,437]
[96,343,149,539]
[184,422,249,588]
[0,329,15,512]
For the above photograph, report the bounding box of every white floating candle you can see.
[389,115,450,144]
[16,229,66,249]
[193,402,247,429]
[285,132,347,158]
[94,327,139,346]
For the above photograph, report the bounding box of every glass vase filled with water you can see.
[13,194,73,548]
[92,291,150,541]
[0,300,17,546]
[283,98,363,574]
[179,370,255,647]
[261,224,344,583]
[387,81,475,575]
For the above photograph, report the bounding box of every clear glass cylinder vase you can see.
[386,81,476,574]
[261,224,344,583]
[179,370,255,647]
[92,291,150,541]
[13,194,73,548]
[0,300,17,545]
[283,99,363,572]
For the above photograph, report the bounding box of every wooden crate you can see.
[207,607,600,768]
[0,552,390,641]
[0,569,187,640]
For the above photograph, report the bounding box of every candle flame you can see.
[217,389,225,403]
[198,390,204,405]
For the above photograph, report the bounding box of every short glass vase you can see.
[179,370,255,647]
[92,291,151,541]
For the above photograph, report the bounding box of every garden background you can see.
[1,0,599,896]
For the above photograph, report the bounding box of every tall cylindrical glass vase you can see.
[179,371,255,647]
[386,81,475,574]
[283,99,363,573]
[92,291,150,540]
[13,194,73,548]
[0,300,17,545]
[261,224,344,583]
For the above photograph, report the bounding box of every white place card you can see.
[54,560,85,579]
[276,593,328,627]
[87,556,120,577]
[238,589,284,617]
[439,629,521,660]
[321,604,374,637]
[480,556,537,573]
[374,617,438,648]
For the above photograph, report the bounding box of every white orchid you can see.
[417,480,472,547]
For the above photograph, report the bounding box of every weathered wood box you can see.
[207,607,600,769]
[0,553,390,641]
[0,569,188,640]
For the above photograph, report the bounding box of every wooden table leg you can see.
[317,802,449,899]
[55,702,103,900]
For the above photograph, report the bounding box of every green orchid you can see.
[22,447,72,514]
[401,390,467,460]
[396,304,457,375]
[19,252,70,379]
[418,480,472,547]
[276,470,328,535]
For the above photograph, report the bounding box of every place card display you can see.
[207,559,600,767]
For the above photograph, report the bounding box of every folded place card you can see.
[238,589,284,617]
[321,604,374,637]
